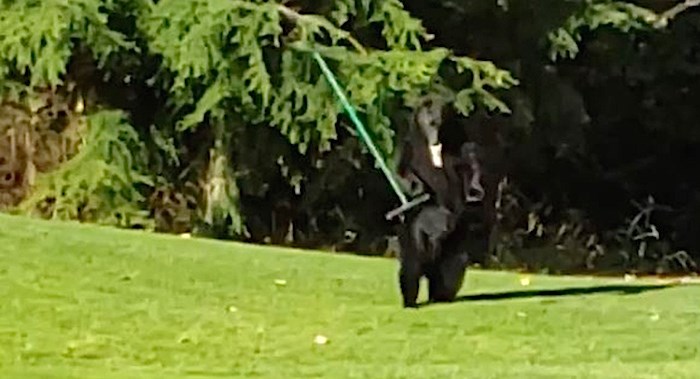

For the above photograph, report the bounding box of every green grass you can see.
[1,213,699,378]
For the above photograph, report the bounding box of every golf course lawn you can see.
[1,213,699,378]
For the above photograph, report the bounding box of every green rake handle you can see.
[312,52,408,206]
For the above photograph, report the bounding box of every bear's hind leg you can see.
[429,253,469,303]
[399,262,422,308]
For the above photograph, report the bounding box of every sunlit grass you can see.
[1,213,699,378]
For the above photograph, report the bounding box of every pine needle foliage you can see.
[0,0,149,227]
[17,110,153,228]
[0,0,135,89]
[141,0,518,155]
[548,1,658,60]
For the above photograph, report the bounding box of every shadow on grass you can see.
[418,283,679,308]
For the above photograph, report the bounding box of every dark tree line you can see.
[399,0,700,274]
[1,0,699,275]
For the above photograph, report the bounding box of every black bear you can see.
[394,98,486,308]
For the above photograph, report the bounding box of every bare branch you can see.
[276,4,301,22]
[275,4,367,55]
[654,0,700,28]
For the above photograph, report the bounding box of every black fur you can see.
[398,204,470,307]
[395,101,485,308]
